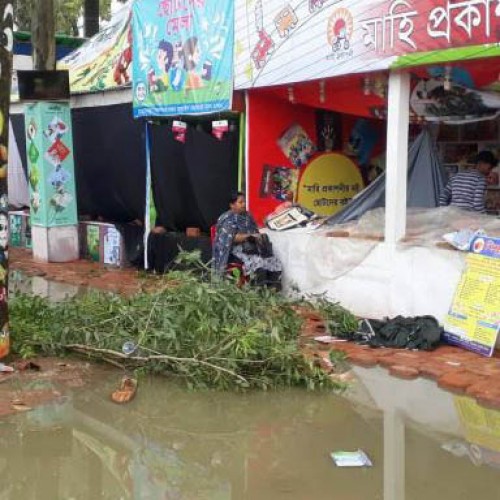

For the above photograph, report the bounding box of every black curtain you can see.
[150,122,239,234]
[12,106,239,233]
[72,104,146,222]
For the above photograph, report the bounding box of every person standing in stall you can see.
[439,151,498,213]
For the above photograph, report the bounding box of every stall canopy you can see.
[327,128,447,225]
[254,57,500,121]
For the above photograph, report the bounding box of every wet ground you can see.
[1,363,500,499]
[10,248,143,295]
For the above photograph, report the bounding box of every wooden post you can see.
[0,1,14,359]
[384,70,410,247]
[32,0,56,70]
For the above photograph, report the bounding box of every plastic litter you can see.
[314,336,348,344]
[11,399,32,412]
[442,229,485,251]
[122,341,138,356]
[330,450,373,467]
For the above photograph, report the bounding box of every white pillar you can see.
[385,71,410,246]
[384,409,405,500]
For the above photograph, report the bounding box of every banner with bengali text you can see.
[235,0,500,89]
[132,0,234,118]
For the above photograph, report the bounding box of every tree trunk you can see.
[0,1,14,359]
[84,0,100,38]
[32,0,56,70]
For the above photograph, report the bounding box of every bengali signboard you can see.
[297,153,364,216]
[443,236,500,357]
[132,0,234,118]
[235,0,500,89]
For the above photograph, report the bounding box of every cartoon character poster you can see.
[132,0,234,118]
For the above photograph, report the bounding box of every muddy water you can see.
[4,272,500,499]
[9,270,82,301]
[0,364,499,500]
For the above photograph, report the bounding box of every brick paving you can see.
[298,310,500,411]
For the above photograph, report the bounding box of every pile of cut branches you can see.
[10,256,357,390]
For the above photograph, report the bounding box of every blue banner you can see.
[132,0,234,118]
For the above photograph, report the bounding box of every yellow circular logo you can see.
[298,153,363,216]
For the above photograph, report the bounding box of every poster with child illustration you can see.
[132,0,234,118]
[278,124,316,168]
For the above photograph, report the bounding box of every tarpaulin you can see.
[327,128,447,224]
[8,120,29,208]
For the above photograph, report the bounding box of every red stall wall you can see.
[247,91,317,226]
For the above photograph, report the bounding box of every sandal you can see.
[111,377,138,404]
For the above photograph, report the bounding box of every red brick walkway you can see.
[299,311,500,410]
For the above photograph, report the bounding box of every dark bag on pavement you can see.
[359,315,443,351]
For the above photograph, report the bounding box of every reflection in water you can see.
[0,367,499,499]
[9,270,81,302]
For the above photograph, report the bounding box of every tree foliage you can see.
[10,254,357,391]
[14,0,127,36]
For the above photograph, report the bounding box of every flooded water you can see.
[1,364,500,500]
[9,270,81,302]
[4,272,500,499]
